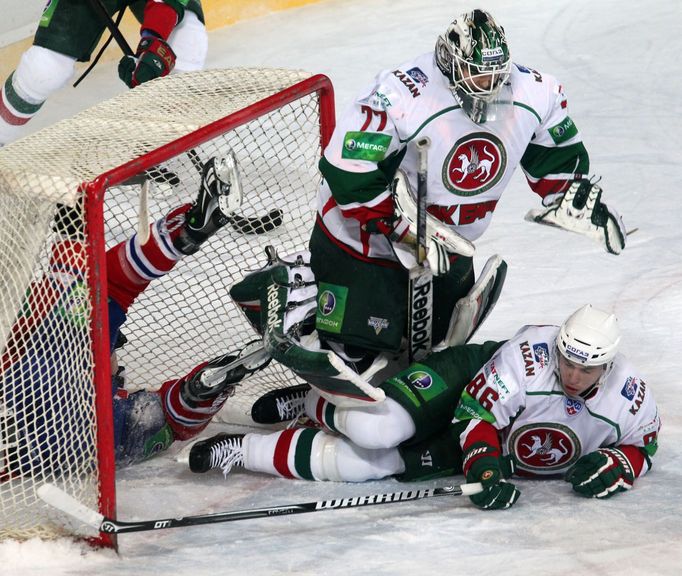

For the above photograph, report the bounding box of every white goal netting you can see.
[0,68,333,542]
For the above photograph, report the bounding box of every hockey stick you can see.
[74,3,127,87]
[38,482,482,535]
[87,0,285,235]
[187,149,284,235]
[85,0,134,57]
[408,137,434,362]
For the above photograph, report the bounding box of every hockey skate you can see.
[250,384,311,425]
[189,433,244,474]
[174,151,242,254]
[183,340,272,405]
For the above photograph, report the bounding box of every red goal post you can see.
[0,68,335,547]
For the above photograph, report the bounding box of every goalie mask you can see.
[435,9,511,123]
[557,304,621,368]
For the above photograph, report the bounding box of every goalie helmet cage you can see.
[0,68,335,547]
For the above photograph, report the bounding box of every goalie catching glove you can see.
[525,178,626,255]
[564,447,635,499]
[365,171,475,275]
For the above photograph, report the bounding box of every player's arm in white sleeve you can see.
[517,67,590,203]
[319,71,409,238]
[565,369,661,499]
[519,66,626,255]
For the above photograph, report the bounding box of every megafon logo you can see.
[318,290,336,316]
[408,370,432,390]
[345,138,358,151]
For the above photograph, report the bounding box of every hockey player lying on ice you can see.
[190,304,660,511]
[0,155,260,481]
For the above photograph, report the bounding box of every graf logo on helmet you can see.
[442,132,507,196]
[508,423,580,473]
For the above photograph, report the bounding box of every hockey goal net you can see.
[0,68,334,545]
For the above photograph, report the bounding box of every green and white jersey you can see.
[454,325,660,478]
[318,52,589,260]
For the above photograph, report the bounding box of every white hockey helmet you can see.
[557,304,621,367]
[435,9,511,123]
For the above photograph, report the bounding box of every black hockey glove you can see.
[463,442,520,510]
[119,34,176,88]
[565,448,635,499]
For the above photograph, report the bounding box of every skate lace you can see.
[209,438,244,477]
[276,392,307,428]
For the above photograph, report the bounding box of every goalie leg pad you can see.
[260,258,385,405]
[230,248,315,335]
[435,254,507,349]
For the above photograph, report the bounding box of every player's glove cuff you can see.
[463,442,520,510]
[118,36,176,88]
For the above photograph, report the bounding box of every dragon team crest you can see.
[508,423,580,473]
[442,133,507,196]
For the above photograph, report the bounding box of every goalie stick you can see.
[38,482,482,535]
[408,137,434,362]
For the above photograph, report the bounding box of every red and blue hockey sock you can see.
[106,204,190,311]
[158,361,232,441]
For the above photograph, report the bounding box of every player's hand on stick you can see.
[525,178,626,255]
[365,215,456,276]
[565,448,635,499]
[118,35,176,88]
[463,442,520,510]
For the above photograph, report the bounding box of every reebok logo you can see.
[410,279,432,359]
[266,283,282,334]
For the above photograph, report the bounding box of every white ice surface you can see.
[2,0,682,574]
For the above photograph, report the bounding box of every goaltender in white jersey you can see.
[189,305,660,511]
[307,9,627,360]
[320,49,578,254]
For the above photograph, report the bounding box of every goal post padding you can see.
[0,68,335,546]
